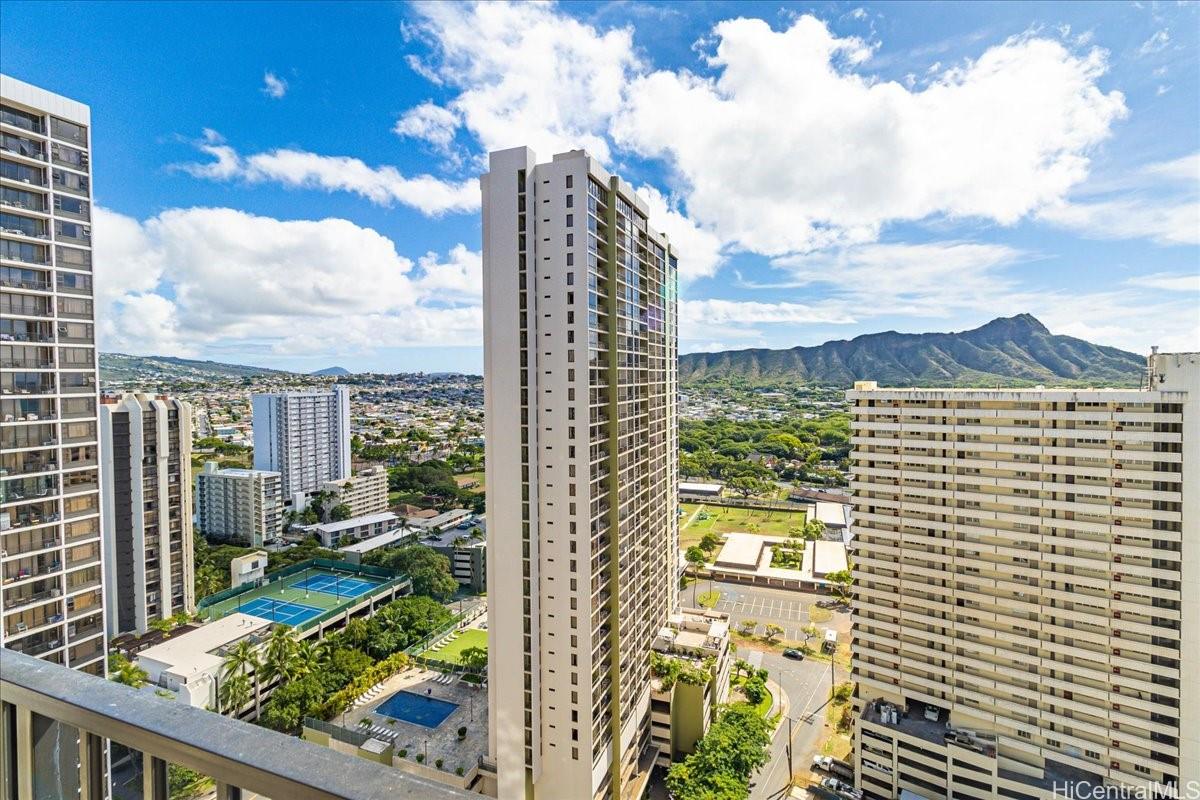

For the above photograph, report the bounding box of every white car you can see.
[812,755,833,772]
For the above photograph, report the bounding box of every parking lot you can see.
[708,581,850,643]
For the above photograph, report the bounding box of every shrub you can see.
[398,748,408,758]
[435,758,444,769]
[457,725,467,740]
[416,753,425,763]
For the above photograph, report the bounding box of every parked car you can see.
[783,648,805,661]
[812,755,833,771]
[813,756,855,781]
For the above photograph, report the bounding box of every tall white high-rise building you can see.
[252,387,351,502]
[99,393,194,636]
[849,351,1198,799]
[482,147,679,800]
[0,75,106,675]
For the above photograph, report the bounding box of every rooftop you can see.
[340,527,419,555]
[134,612,272,680]
[303,511,398,534]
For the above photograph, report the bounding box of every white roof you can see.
[310,511,398,534]
[679,481,723,492]
[713,533,768,570]
[813,501,850,527]
[135,613,271,679]
[812,540,848,576]
[339,527,417,554]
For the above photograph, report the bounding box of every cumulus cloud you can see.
[635,185,724,281]
[402,0,641,162]
[413,244,482,302]
[613,17,1127,254]
[394,101,461,150]
[262,71,288,99]
[174,132,479,215]
[92,206,481,358]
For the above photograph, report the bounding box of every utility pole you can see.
[786,716,794,788]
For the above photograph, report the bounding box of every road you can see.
[753,649,849,800]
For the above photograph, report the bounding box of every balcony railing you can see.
[0,648,475,800]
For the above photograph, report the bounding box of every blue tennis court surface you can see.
[376,690,459,728]
[236,597,324,626]
[291,573,381,599]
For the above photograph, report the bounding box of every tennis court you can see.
[237,597,325,627]
[199,561,404,629]
[290,573,381,599]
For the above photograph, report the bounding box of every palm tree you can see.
[260,626,296,684]
[343,617,368,648]
[290,639,318,680]
[219,673,251,716]
[112,658,150,689]
[221,640,262,716]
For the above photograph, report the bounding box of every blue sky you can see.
[2,0,1197,374]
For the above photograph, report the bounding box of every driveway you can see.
[752,650,849,800]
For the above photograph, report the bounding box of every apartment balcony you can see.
[1,647,475,800]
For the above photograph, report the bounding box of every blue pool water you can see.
[376,690,459,728]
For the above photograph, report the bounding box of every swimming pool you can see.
[376,690,459,728]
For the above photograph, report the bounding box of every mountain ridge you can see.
[679,314,1146,387]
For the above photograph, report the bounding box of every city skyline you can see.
[1,1,1195,375]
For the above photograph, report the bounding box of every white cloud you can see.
[613,17,1127,254]
[635,185,724,281]
[769,241,1027,316]
[1138,28,1170,56]
[394,101,461,150]
[413,244,482,302]
[262,71,288,99]
[92,206,482,358]
[174,133,479,215]
[402,0,641,162]
[1037,152,1200,246]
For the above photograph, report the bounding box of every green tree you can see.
[742,675,767,706]
[826,567,854,603]
[799,623,819,652]
[219,672,251,716]
[763,623,784,643]
[459,645,488,675]
[260,626,297,685]
[738,619,758,637]
[665,704,772,799]
[109,654,150,689]
[685,546,707,607]
[698,531,722,555]
[329,503,353,522]
[728,475,772,499]
[221,640,262,716]
[801,518,825,541]
[366,545,458,601]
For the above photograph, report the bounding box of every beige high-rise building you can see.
[849,351,1198,799]
[1,76,105,676]
[482,147,679,800]
[99,393,194,635]
[320,465,388,518]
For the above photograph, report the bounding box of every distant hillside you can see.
[311,366,351,376]
[100,353,290,383]
[679,314,1145,387]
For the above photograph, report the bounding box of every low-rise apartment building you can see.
[649,609,733,767]
[195,462,283,548]
[300,511,399,549]
[320,465,388,518]
[848,351,1197,799]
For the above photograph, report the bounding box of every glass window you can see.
[50,117,87,145]
[1,132,45,160]
[52,168,89,194]
[1,158,45,185]
[53,194,89,220]
[56,272,92,293]
[1,104,44,133]
[51,142,88,170]
[1,239,48,264]
[1,211,47,238]
[57,297,92,318]
[1,186,47,212]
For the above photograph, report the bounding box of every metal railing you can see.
[0,648,474,800]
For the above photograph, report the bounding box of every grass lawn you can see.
[455,470,486,493]
[730,675,774,718]
[420,627,487,666]
[679,503,808,549]
[697,590,720,609]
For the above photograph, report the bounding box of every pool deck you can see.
[342,667,488,776]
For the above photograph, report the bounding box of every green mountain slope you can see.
[100,353,291,383]
[678,314,1145,387]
